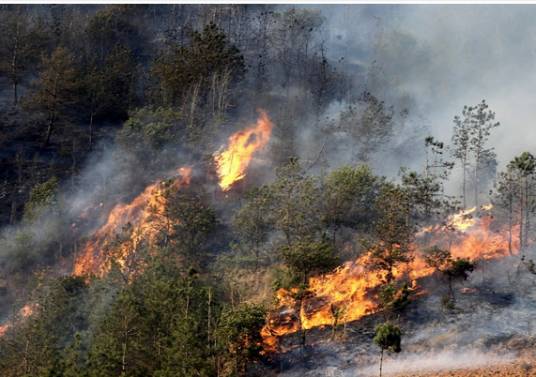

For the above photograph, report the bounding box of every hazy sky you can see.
[314,5,536,169]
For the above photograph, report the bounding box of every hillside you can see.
[2,4,536,377]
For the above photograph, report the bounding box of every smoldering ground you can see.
[275,252,536,377]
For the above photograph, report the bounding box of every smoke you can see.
[3,6,536,370]
[316,5,536,170]
[275,251,536,377]
[280,349,515,377]
[0,134,196,318]
[359,349,515,376]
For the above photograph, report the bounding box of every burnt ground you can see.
[257,258,536,377]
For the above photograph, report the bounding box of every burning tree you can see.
[214,110,274,192]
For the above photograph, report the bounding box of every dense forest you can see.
[1,4,536,377]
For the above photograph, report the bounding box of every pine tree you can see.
[26,47,80,148]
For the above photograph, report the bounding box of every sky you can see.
[314,5,536,169]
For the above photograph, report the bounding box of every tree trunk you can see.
[88,111,94,149]
[448,276,454,302]
[9,197,17,224]
[379,348,384,377]
[71,138,77,188]
[207,287,212,344]
[474,160,479,209]
[11,24,19,107]
[462,162,467,209]
[12,80,18,107]
[520,180,525,254]
[23,338,30,375]
[122,340,127,375]
[508,199,513,255]
[44,121,53,147]
[524,179,530,249]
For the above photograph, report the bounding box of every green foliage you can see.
[271,158,322,243]
[512,152,536,176]
[378,283,411,316]
[279,238,339,285]
[271,266,301,291]
[493,152,536,252]
[424,246,474,305]
[445,258,474,281]
[216,303,266,375]
[0,9,49,105]
[117,107,184,155]
[87,287,147,376]
[152,22,245,106]
[86,5,146,62]
[232,186,274,269]
[85,46,138,122]
[87,253,217,377]
[401,169,444,223]
[0,6,519,377]
[452,100,500,207]
[165,189,217,265]
[23,177,59,221]
[423,245,451,272]
[339,92,394,162]
[25,47,80,147]
[368,183,414,282]
[373,322,402,354]
[323,165,382,234]
[0,275,89,377]
[62,332,88,377]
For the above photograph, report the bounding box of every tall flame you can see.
[73,167,192,277]
[214,110,273,191]
[262,205,518,349]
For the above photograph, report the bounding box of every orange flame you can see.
[214,110,273,191]
[0,304,35,337]
[73,167,192,277]
[449,206,479,232]
[261,205,517,349]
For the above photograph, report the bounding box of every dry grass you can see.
[393,359,536,377]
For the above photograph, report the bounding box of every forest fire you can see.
[74,111,274,277]
[214,110,273,191]
[73,167,192,276]
[0,304,35,337]
[261,205,516,349]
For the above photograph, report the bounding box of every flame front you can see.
[262,205,517,349]
[214,110,273,191]
[73,167,192,277]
